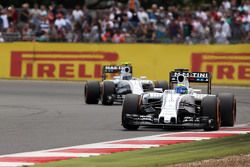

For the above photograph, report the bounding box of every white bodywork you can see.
[127,80,144,94]
[110,76,154,95]
[158,90,208,123]
[141,89,211,124]
[159,90,181,123]
[141,73,213,124]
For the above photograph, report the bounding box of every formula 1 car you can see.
[84,64,168,105]
[122,69,236,131]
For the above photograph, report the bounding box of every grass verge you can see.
[34,134,250,167]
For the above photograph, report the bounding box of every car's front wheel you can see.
[84,81,100,104]
[101,81,115,105]
[122,94,141,130]
[217,93,236,127]
[202,96,221,131]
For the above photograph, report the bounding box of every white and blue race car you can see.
[84,64,168,105]
[122,69,236,131]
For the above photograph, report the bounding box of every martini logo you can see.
[10,51,119,79]
[192,53,250,80]
[172,72,209,78]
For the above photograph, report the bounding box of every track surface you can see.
[0,80,249,155]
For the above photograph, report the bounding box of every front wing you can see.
[124,114,212,129]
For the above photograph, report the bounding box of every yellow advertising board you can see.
[0,42,249,85]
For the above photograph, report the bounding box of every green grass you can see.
[34,134,250,167]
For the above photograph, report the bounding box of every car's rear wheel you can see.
[154,80,168,91]
[202,96,221,131]
[101,81,115,105]
[122,94,141,130]
[217,93,236,127]
[84,81,100,104]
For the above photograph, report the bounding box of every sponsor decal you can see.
[192,53,250,80]
[10,51,119,79]
[170,72,210,83]
[172,72,209,78]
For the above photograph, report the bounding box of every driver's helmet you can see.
[175,84,188,94]
[121,65,132,80]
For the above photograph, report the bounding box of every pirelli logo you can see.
[192,53,250,80]
[10,51,119,79]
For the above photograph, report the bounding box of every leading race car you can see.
[84,64,168,105]
[122,69,236,131]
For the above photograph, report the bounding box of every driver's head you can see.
[121,66,132,80]
[125,66,130,72]
[175,84,188,94]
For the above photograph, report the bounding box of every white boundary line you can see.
[0,124,249,167]
[0,124,249,158]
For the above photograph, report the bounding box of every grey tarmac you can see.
[0,80,249,155]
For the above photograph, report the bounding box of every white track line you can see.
[191,131,248,134]
[0,125,249,167]
[0,162,34,167]
[1,129,249,158]
[2,152,101,158]
[53,143,158,149]
[121,136,211,141]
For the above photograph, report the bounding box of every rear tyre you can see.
[154,80,169,91]
[84,81,100,104]
[122,94,140,130]
[202,96,221,131]
[217,93,236,127]
[101,81,115,105]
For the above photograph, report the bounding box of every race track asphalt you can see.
[0,80,249,155]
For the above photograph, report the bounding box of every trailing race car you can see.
[84,64,168,105]
[122,69,236,131]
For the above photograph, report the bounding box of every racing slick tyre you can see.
[217,93,236,127]
[202,96,221,131]
[101,81,115,105]
[154,80,169,91]
[84,81,100,104]
[122,94,140,130]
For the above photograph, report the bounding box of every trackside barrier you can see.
[0,42,249,85]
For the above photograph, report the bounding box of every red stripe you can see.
[0,157,75,163]
[204,59,250,63]
[15,51,114,55]
[51,148,140,154]
[194,53,250,56]
[21,57,112,61]
[161,133,235,138]
[110,140,193,145]
[12,51,118,61]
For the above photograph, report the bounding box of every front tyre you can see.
[101,81,115,105]
[122,94,141,130]
[84,81,100,104]
[217,93,236,127]
[202,96,221,131]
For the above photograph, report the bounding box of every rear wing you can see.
[169,69,212,94]
[102,65,133,80]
